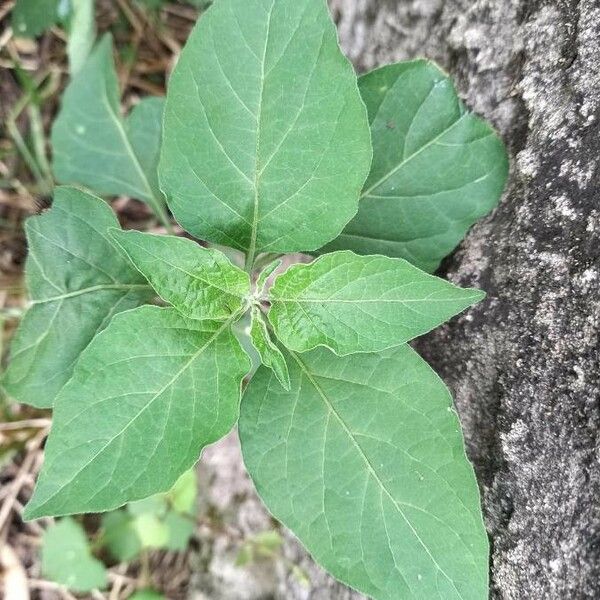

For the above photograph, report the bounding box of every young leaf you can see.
[12,0,59,37]
[51,34,169,223]
[323,60,508,273]
[2,187,151,408]
[164,512,195,551]
[110,229,250,320]
[166,469,197,514]
[240,345,488,600]
[132,513,170,548]
[268,251,484,355]
[256,258,282,294]
[24,305,250,519]
[159,0,372,259]
[249,306,290,390]
[102,511,142,562]
[42,518,107,592]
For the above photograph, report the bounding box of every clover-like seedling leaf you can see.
[249,306,290,390]
[2,187,152,408]
[110,229,250,320]
[323,59,509,272]
[42,518,107,593]
[159,0,372,262]
[255,258,282,295]
[51,34,169,224]
[24,305,250,519]
[240,344,488,600]
[164,512,196,551]
[102,470,197,560]
[268,250,484,355]
[102,510,143,562]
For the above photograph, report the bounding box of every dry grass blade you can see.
[0,543,30,600]
[0,427,48,534]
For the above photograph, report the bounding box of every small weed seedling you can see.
[3,0,508,598]
[40,469,197,597]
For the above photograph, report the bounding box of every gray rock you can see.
[188,1,600,598]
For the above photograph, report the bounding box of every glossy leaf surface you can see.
[249,306,290,390]
[268,251,484,355]
[2,187,151,408]
[159,0,371,257]
[240,344,488,599]
[24,306,250,518]
[323,60,508,272]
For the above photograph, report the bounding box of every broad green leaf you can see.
[2,187,151,408]
[249,306,290,390]
[323,60,508,273]
[110,229,250,320]
[24,305,250,519]
[67,0,96,75]
[268,251,484,355]
[51,34,169,223]
[102,510,142,562]
[42,518,107,592]
[159,0,372,259]
[240,345,488,600]
[12,0,59,37]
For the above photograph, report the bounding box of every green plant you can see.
[10,0,208,39]
[50,34,170,227]
[4,0,508,598]
[40,470,196,595]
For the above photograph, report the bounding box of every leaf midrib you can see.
[245,0,276,267]
[31,284,152,305]
[272,296,479,304]
[99,92,166,220]
[288,350,468,599]
[117,236,248,302]
[361,113,468,199]
[29,308,244,517]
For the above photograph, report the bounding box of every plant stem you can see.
[27,104,52,185]
[139,549,151,587]
[244,250,255,273]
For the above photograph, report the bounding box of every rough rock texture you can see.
[334,0,600,598]
[189,1,600,599]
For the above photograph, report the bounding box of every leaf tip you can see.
[22,500,43,522]
[469,288,487,304]
[278,376,292,392]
